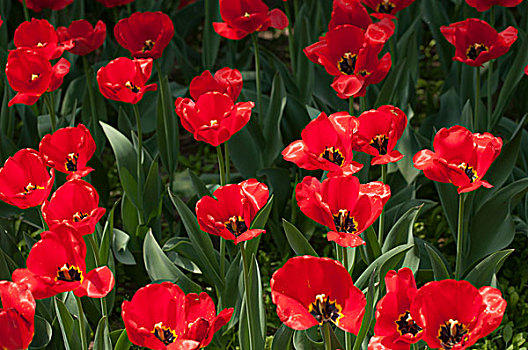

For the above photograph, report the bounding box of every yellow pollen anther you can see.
[243,12,251,18]
[31,74,39,81]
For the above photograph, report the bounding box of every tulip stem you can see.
[293,0,299,15]
[378,164,387,247]
[240,243,255,350]
[224,143,231,183]
[252,34,263,126]
[132,103,144,225]
[82,56,99,145]
[87,235,107,318]
[360,96,366,114]
[322,323,332,350]
[487,7,495,128]
[217,145,227,280]
[349,96,354,115]
[44,94,56,133]
[21,0,30,21]
[455,193,466,280]
[284,3,296,73]
[76,296,88,350]
[475,66,480,131]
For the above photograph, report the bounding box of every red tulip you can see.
[96,57,157,104]
[441,18,517,67]
[296,175,390,247]
[329,0,373,31]
[361,0,416,17]
[95,0,135,7]
[114,12,174,59]
[57,20,106,56]
[413,125,502,193]
[0,281,36,350]
[175,92,254,147]
[190,67,243,102]
[14,19,74,60]
[355,105,407,165]
[525,64,528,75]
[304,24,393,98]
[410,280,506,350]
[213,0,289,40]
[0,16,3,28]
[122,282,232,350]
[183,292,234,347]
[465,0,524,11]
[270,255,366,333]
[0,149,54,209]
[282,111,363,177]
[369,268,422,349]
[196,179,269,244]
[12,227,114,299]
[5,49,70,106]
[42,179,106,236]
[18,0,72,12]
[39,124,96,180]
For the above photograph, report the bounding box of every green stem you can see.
[322,323,332,350]
[455,194,465,280]
[82,56,99,143]
[389,36,396,63]
[76,296,88,350]
[132,104,144,225]
[240,244,254,349]
[341,246,348,272]
[360,96,366,114]
[155,60,173,188]
[378,164,387,247]
[340,245,352,349]
[87,235,107,318]
[284,3,296,73]
[293,0,299,16]
[44,94,56,132]
[475,66,480,131]
[252,34,263,126]
[224,142,230,184]
[487,7,495,128]
[349,96,354,115]
[22,0,30,21]
[217,146,226,186]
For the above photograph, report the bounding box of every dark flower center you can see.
[338,52,357,75]
[458,162,478,183]
[73,211,89,222]
[23,183,44,195]
[142,39,155,52]
[56,263,83,282]
[370,134,389,155]
[125,81,140,93]
[377,0,396,13]
[333,209,358,233]
[438,319,469,350]
[65,152,79,172]
[309,294,343,325]
[152,322,177,345]
[320,146,345,166]
[466,43,488,60]
[224,216,248,237]
[395,311,422,337]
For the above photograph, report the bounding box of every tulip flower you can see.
[14,19,74,60]
[18,0,72,12]
[465,0,524,11]
[95,0,135,7]
[189,67,243,102]
[0,281,36,350]
[361,0,416,17]
[57,20,107,56]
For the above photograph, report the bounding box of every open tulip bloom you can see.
[441,18,518,67]
[413,125,502,194]
[282,111,363,176]
[39,124,96,180]
[361,0,417,17]
[122,282,233,350]
[14,18,74,60]
[57,19,106,56]
[0,148,54,209]
[0,281,36,350]
[196,179,269,244]
[213,0,289,40]
[12,226,114,299]
[465,0,524,11]
[296,175,390,247]
[271,255,366,333]
[114,11,175,59]
[18,0,73,12]
[189,67,243,102]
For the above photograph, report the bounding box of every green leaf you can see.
[112,228,136,265]
[228,126,264,178]
[100,122,141,210]
[352,268,378,350]
[143,229,201,292]
[424,243,452,280]
[100,201,119,266]
[282,219,319,257]
[93,317,112,350]
[363,226,381,263]
[435,182,459,238]
[187,168,212,198]
[202,0,220,69]
[143,160,163,225]
[293,328,323,350]
[272,324,293,350]
[355,244,414,290]
[245,196,274,259]
[157,74,179,177]
[29,316,52,349]
[114,329,132,350]
[382,205,423,253]
[464,249,513,288]
[54,297,81,350]
[169,191,224,289]
[263,73,287,166]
